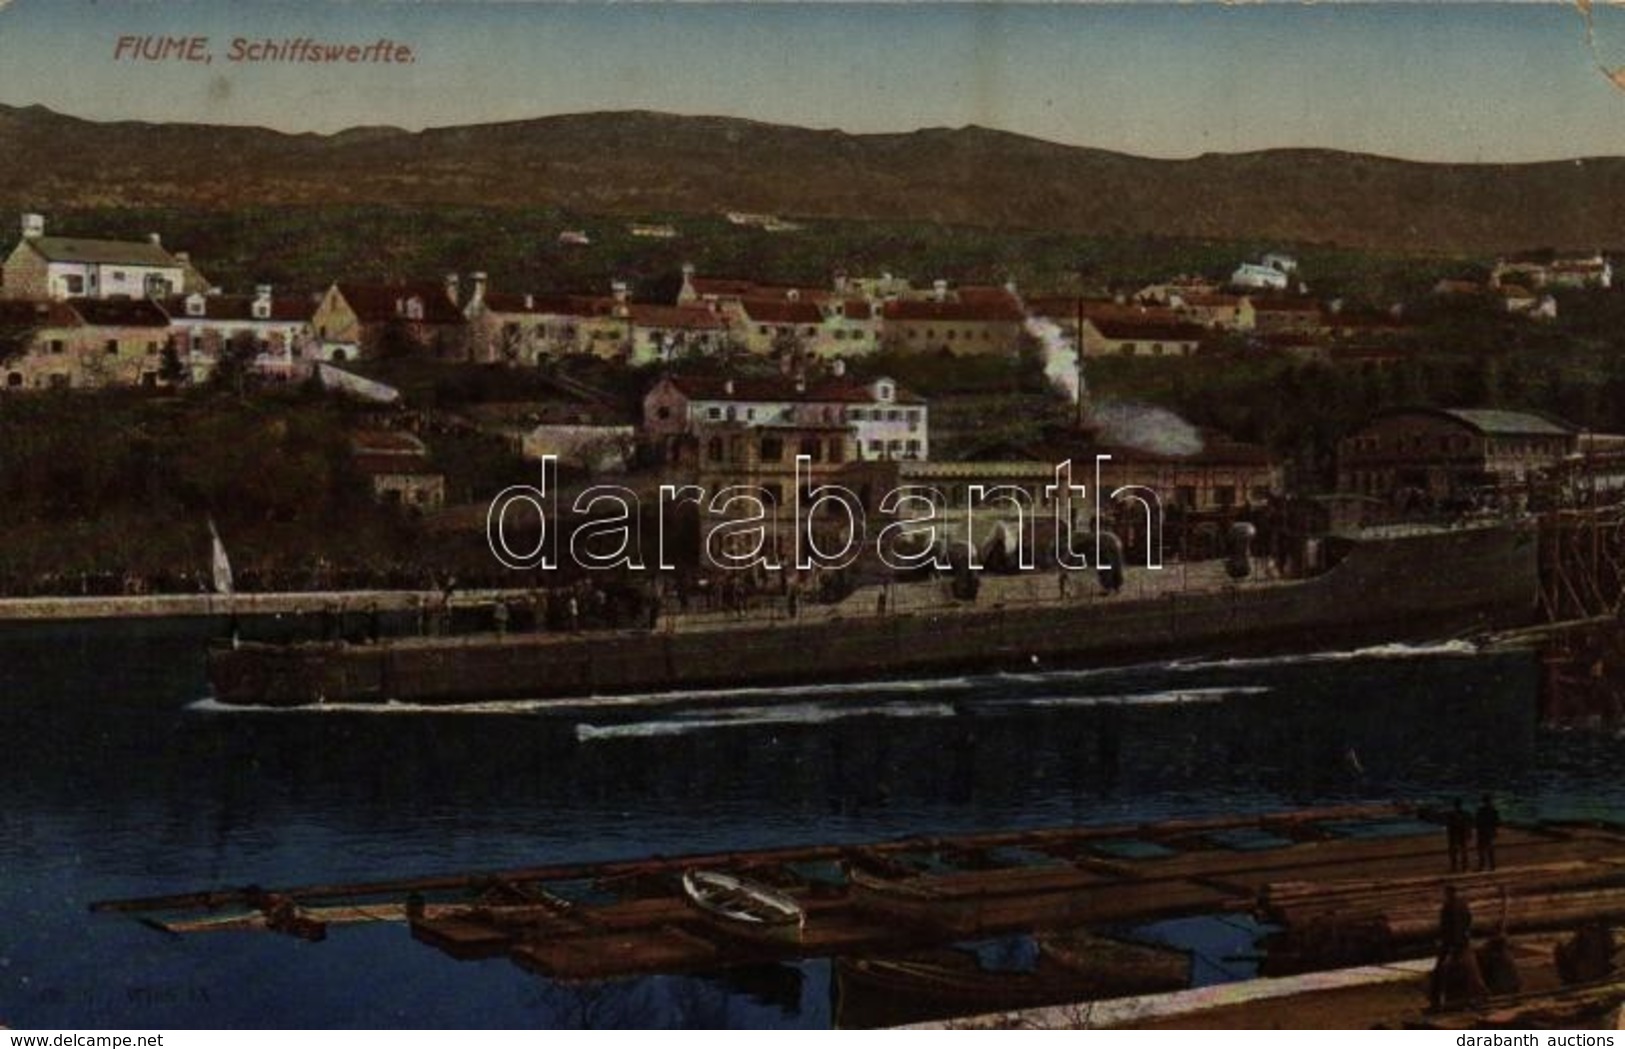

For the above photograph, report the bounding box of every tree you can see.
[0,313,41,370]
[210,331,262,395]
[158,342,188,387]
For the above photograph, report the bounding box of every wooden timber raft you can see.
[91,803,1625,987]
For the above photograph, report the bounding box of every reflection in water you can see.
[2,620,1620,1027]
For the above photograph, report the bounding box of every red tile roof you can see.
[336,281,464,325]
[882,298,1023,323]
[628,304,725,330]
[1180,294,1246,309]
[956,285,1021,306]
[689,277,760,298]
[1088,318,1206,342]
[1029,297,1182,326]
[351,430,427,454]
[1251,298,1322,315]
[68,299,172,328]
[0,300,79,327]
[740,298,824,324]
[162,294,311,323]
[351,454,440,477]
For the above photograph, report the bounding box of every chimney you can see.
[933,279,948,303]
[794,375,807,394]
[833,269,848,294]
[611,279,630,304]
[252,284,272,319]
[20,213,44,239]
[174,251,190,263]
[470,271,488,308]
[444,273,460,305]
[681,262,695,279]
[255,284,272,300]
[524,293,534,310]
[831,358,846,378]
[724,378,735,396]
[148,232,162,246]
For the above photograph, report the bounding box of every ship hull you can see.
[207,522,1539,707]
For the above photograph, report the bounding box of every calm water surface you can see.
[2,620,1621,1028]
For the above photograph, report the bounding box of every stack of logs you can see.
[1258,860,1625,974]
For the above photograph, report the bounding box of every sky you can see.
[2,1,1625,163]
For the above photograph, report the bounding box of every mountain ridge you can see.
[2,104,1623,254]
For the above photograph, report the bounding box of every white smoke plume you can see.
[1024,314,1203,457]
[1089,401,1204,456]
[1024,315,1080,403]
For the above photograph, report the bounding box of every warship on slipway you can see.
[206,515,1538,708]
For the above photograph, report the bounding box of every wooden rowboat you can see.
[681,870,805,943]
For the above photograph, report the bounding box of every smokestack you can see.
[20,213,44,239]
[444,273,460,305]
[1076,298,1095,437]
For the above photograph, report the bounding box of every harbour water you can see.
[2,619,1623,1028]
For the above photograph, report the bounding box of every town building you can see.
[1229,263,1290,292]
[1172,293,1255,331]
[1492,254,1612,291]
[163,286,314,382]
[462,273,594,365]
[1337,408,1578,505]
[1251,298,1326,336]
[643,371,929,462]
[879,282,1024,355]
[310,277,467,361]
[350,430,446,511]
[676,266,879,358]
[1078,316,1206,358]
[1,213,206,301]
[0,298,173,390]
[625,303,730,365]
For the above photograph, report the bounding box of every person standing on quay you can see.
[1446,799,1472,873]
[1476,794,1501,872]
[1429,884,1485,1009]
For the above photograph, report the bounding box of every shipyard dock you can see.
[93,803,1625,1027]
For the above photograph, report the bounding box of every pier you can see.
[92,803,1625,1025]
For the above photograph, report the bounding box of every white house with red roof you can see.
[163,285,314,381]
[643,371,929,461]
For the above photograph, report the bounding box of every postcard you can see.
[2,0,1623,1034]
